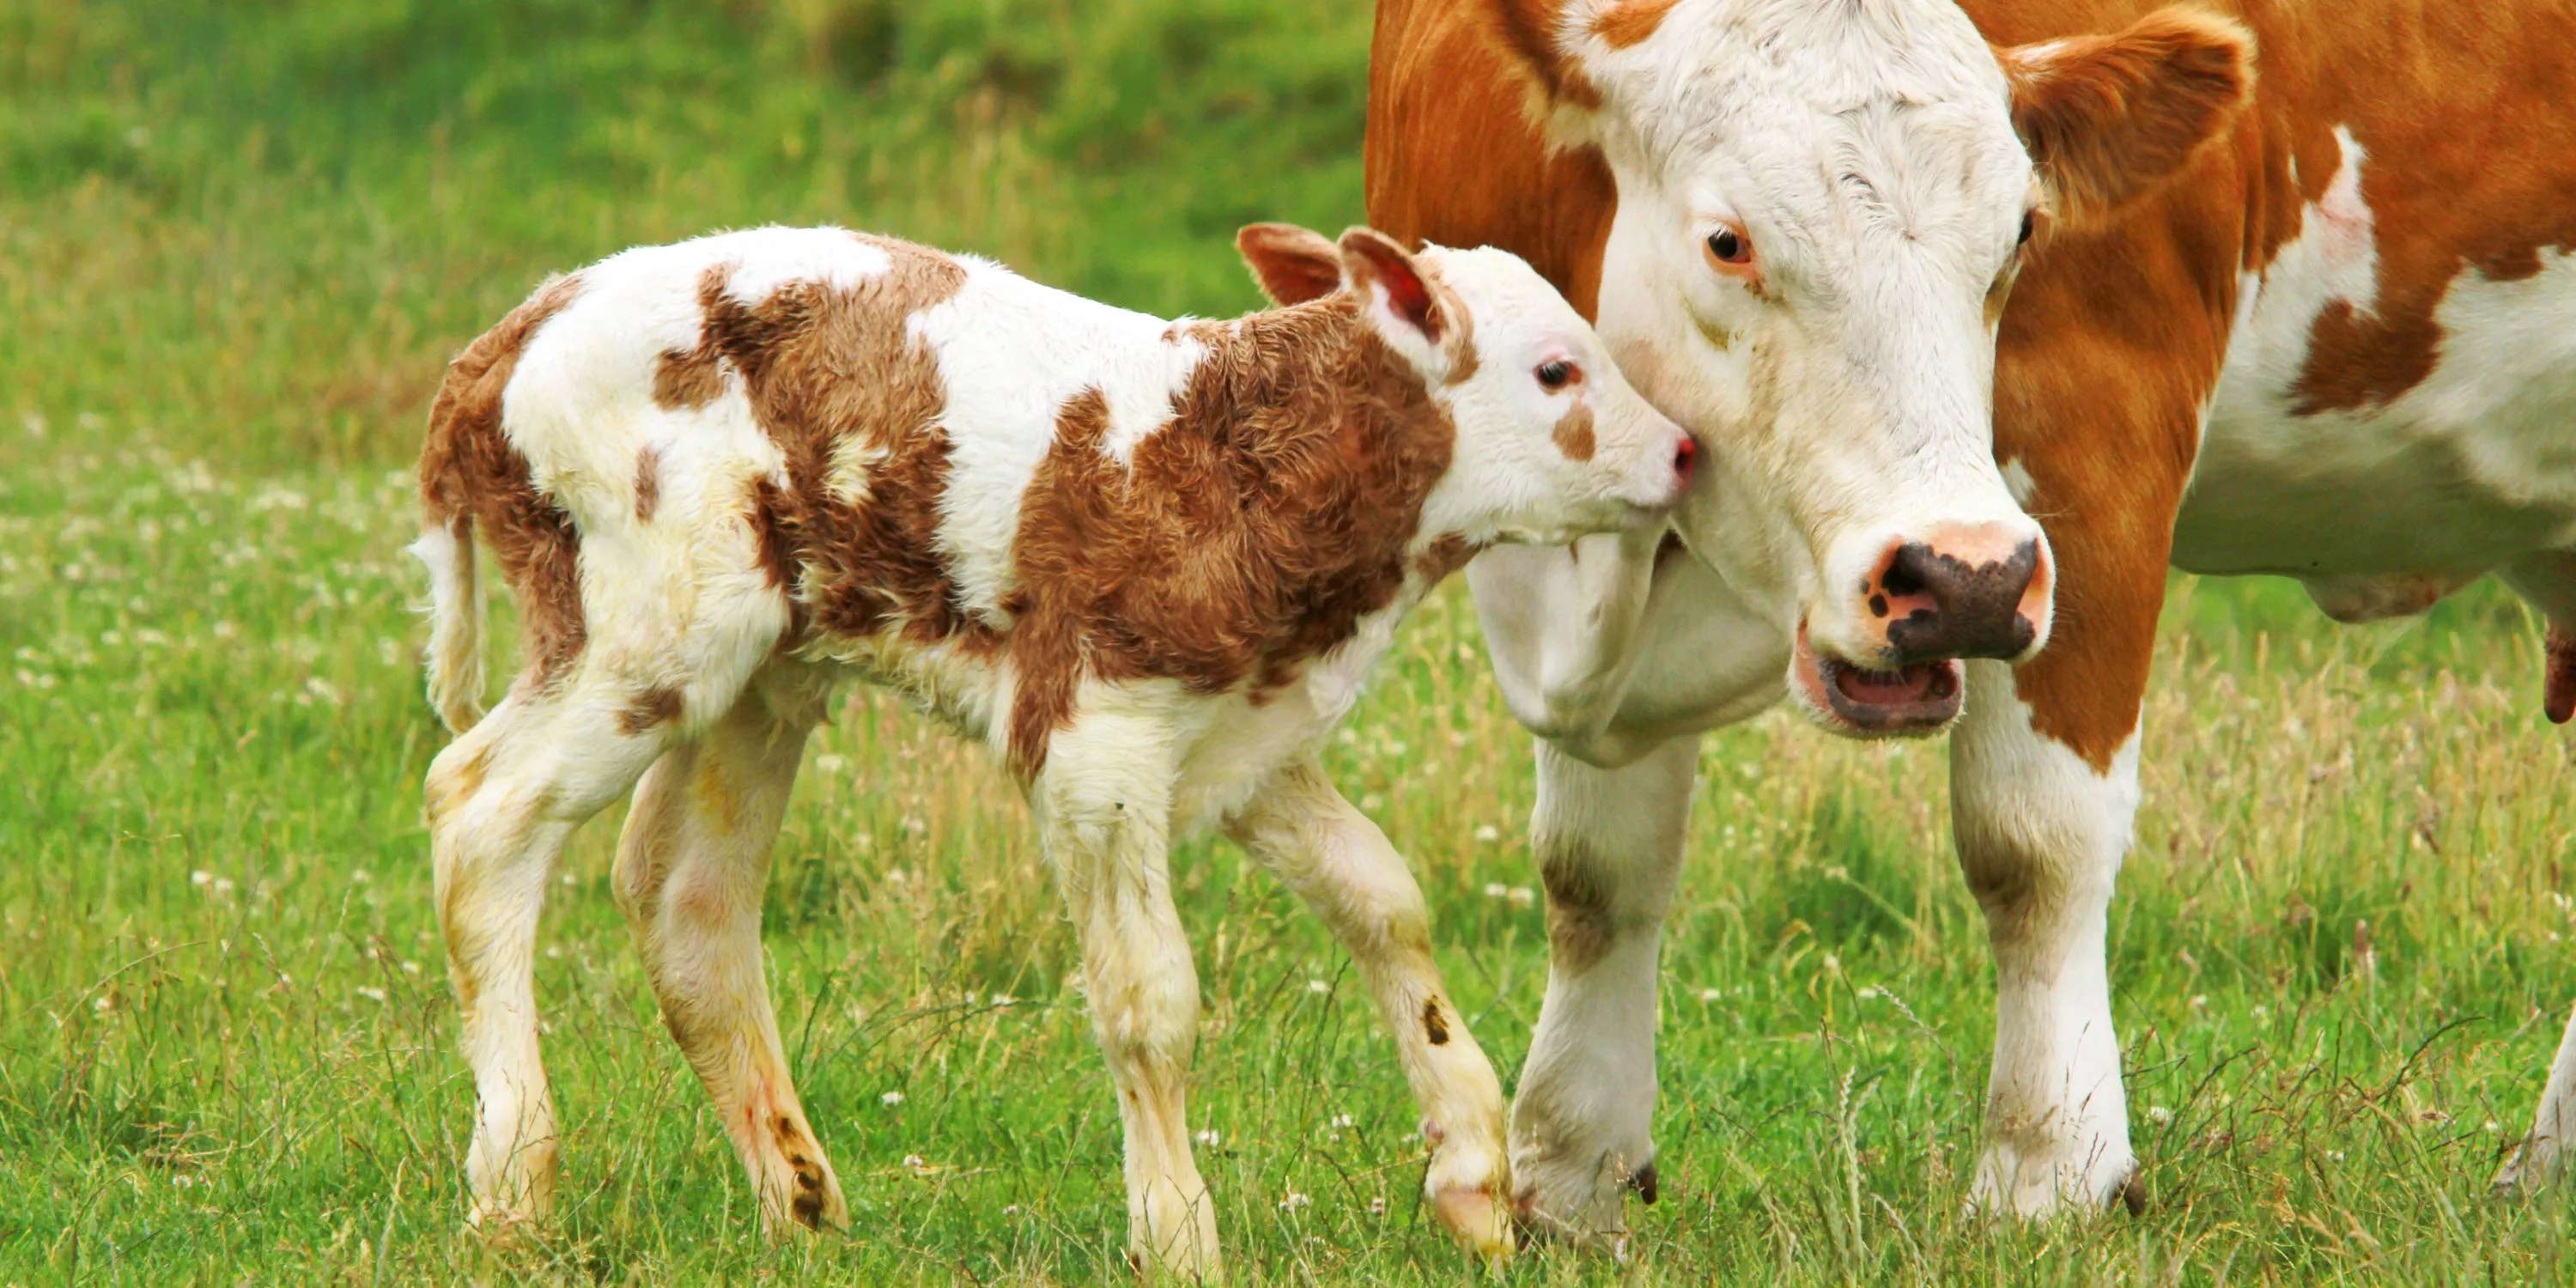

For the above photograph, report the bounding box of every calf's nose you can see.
[1864,525,2051,663]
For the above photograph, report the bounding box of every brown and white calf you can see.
[410,222,1692,1273]
[1373,0,2576,1239]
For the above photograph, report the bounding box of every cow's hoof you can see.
[2493,1139,2554,1199]
[1434,1184,1516,1269]
[1968,1142,2138,1219]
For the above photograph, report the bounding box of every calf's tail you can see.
[411,507,487,734]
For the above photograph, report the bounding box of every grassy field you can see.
[10,2,2576,1283]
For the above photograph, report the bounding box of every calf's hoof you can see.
[1432,1182,1516,1269]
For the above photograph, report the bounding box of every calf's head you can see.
[1485,0,2250,734]
[1239,222,1697,547]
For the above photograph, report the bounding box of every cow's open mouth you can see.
[1792,623,1963,736]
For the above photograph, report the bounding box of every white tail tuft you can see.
[411,516,487,732]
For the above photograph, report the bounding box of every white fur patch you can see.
[916,261,1176,624]
[2184,125,2576,580]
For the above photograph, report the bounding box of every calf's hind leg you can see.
[428,682,689,1228]
[614,663,848,1231]
[1226,760,1512,1262]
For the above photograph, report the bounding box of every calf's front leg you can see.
[1038,705,1218,1280]
[1226,760,1512,1262]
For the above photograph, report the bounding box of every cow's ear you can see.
[1487,0,1589,106]
[1236,223,1346,306]
[1338,228,1450,364]
[2001,7,2252,224]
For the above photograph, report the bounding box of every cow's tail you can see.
[410,504,487,735]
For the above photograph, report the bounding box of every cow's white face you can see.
[1494,0,2248,735]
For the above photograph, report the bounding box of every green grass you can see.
[10,1,2576,1282]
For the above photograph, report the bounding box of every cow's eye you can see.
[1705,228,1752,264]
[2017,210,2036,246]
[1535,360,1577,389]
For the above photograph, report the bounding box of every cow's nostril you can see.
[1880,548,1927,599]
[1672,437,1697,487]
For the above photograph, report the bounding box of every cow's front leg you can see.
[1951,562,2162,1217]
[1226,761,1511,1263]
[1511,734,1698,1247]
[1036,702,1218,1281]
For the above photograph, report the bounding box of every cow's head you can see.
[1485,0,2250,735]
[1238,222,1698,547]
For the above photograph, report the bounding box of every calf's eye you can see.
[1705,228,1751,264]
[1535,360,1577,389]
[2017,211,2036,246]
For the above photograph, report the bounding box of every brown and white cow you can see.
[1372,0,2576,1238]
[410,222,1692,1273]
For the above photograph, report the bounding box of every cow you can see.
[408,221,1694,1275]
[1369,0,2576,1241]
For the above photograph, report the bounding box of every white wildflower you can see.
[881,1091,906,1107]
[1473,824,1500,844]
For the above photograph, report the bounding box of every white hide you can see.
[2184,127,2576,581]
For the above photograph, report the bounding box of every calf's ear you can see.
[1338,227,1450,363]
[2000,7,2252,224]
[1236,223,1346,306]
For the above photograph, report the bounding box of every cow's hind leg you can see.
[614,662,847,1232]
[428,679,692,1229]
[1510,735,1698,1248]
[1227,760,1511,1262]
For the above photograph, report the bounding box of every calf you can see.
[410,222,1692,1274]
